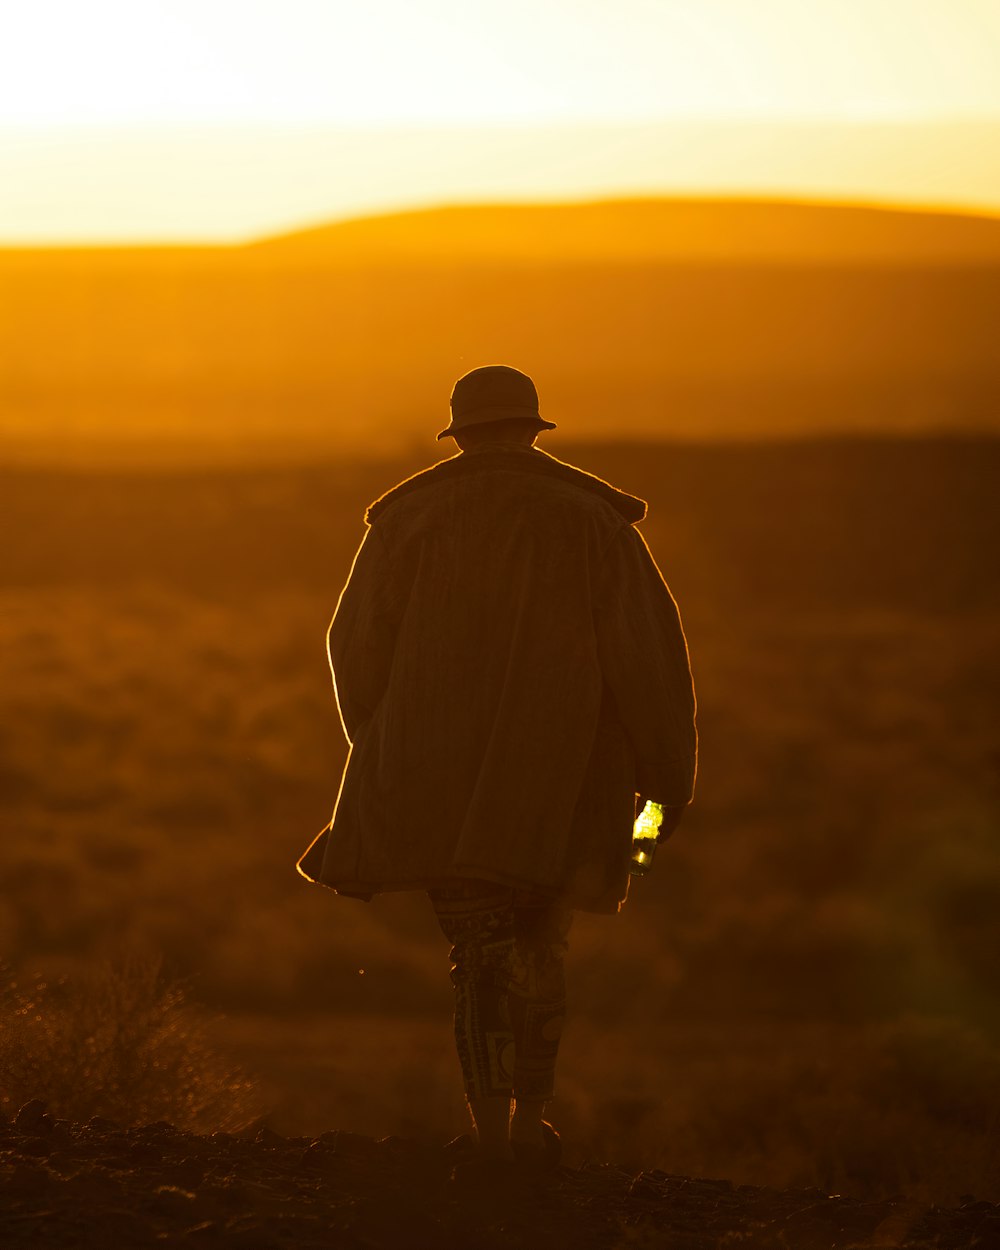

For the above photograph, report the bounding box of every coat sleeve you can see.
[327,524,399,743]
[595,524,697,807]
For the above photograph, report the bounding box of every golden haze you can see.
[3,438,999,1199]
[3,189,999,1204]
[2,197,1000,461]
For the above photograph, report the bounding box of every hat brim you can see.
[437,410,557,441]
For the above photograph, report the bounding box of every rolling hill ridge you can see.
[1,198,998,461]
[253,197,1000,266]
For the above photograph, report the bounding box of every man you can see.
[298,364,697,1174]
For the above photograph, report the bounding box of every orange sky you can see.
[2,0,1000,240]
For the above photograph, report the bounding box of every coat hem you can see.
[300,861,626,914]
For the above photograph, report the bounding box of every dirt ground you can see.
[2,1100,997,1250]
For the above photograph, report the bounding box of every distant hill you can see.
[1,197,999,461]
[252,198,1000,267]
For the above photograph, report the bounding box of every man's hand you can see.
[637,797,688,842]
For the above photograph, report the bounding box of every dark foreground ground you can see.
[2,1102,997,1250]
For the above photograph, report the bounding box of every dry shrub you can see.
[0,954,261,1131]
[556,1015,1000,1205]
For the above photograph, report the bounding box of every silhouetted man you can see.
[298,365,696,1176]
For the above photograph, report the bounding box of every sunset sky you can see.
[3,0,1000,241]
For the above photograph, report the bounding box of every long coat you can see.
[297,443,697,913]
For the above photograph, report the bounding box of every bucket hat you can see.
[437,365,557,441]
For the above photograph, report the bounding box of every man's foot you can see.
[509,1121,561,1170]
[466,1095,513,1161]
[442,1133,476,1161]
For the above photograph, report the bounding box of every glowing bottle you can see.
[629,800,663,876]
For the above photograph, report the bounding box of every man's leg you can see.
[507,890,573,1151]
[428,881,516,1159]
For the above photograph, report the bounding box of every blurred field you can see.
[3,200,1000,458]
[3,436,999,1202]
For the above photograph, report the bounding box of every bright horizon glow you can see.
[2,1,1000,241]
[4,121,1000,245]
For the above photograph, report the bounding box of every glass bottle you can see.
[630,799,663,876]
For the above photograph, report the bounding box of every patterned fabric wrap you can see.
[429,879,573,1100]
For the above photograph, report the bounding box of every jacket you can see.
[297,443,697,913]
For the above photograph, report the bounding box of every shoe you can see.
[510,1121,561,1170]
[442,1133,476,1160]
